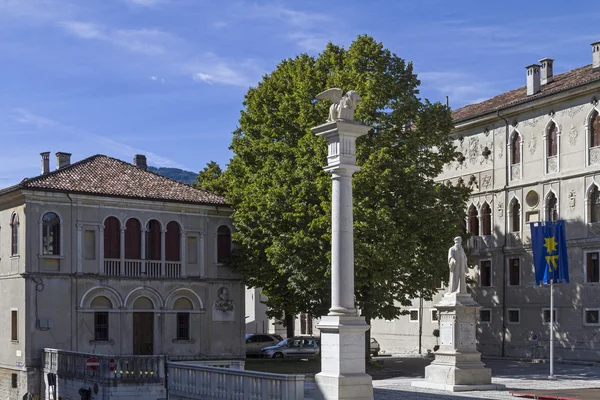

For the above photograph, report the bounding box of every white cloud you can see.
[188,53,263,87]
[59,21,173,55]
[13,108,57,128]
[418,71,496,107]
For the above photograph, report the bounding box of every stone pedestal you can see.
[312,119,374,400]
[411,293,505,392]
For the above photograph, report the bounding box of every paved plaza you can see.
[305,358,600,399]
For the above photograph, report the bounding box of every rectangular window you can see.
[11,310,17,341]
[543,308,557,324]
[187,236,198,264]
[409,310,419,322]
[507,309,520,324]
[431,310,438,322]
[509,258,520,286]
[94,312,109,341]
[586,252,600,283]
[479,309,492,323]
[84,230,96,260]
[177,313,190,340]
[480,260,492,287]
[585,309,600,325]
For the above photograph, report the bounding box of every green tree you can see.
[201,35,470,344]
[195,161,227,195]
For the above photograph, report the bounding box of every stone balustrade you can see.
[103,259,182,277]
[167,361,305,400]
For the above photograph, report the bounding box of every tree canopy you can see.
[196,35,470,332]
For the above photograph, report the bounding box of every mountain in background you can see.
[148,166,198,185]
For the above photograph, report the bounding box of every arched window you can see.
[217,225,232,263]
[174,297,192,341]
[546,192,558,222]
[165,221,181,262]
[511,133,521,164]
[468,205,479,236]
[10,213,19,256]
[590,186,600,223]
[42,212,60,255]
[481,203,491,236]
[511,200,521,232]
[146,220,162,260]
[125,219,141,259]
[547,121,558,157]
[590,110,600,148]
[103,217,121,259]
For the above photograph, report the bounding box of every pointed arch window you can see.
[511,133,521,164]
[590,185,600,223]
[511,200,521,232]
[42,212,61,256]
[481,203,492,236]
[468,205,479,236]
[547,122,558,157]
[217,225,232,263]
[546,192,558,222]
[10,213,19,256]
[591,110,600,148]
[103,217,121,259]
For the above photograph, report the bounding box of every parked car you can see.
[370,337,380,357]
[245,333,284,357]
[260,336,321,359]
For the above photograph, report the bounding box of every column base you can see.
[411,380,505,393]
[314,372,373,400]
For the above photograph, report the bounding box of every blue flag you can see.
[530,220,569,285]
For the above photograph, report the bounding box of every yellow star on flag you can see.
[544,236,558,254]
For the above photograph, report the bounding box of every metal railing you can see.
[102,260,182,277]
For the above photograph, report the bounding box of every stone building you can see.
[0,153,244,399]
[371,40,600,361]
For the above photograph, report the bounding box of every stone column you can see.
[141,228,147,275]
[312,119,373,400]
[119,226,125,275]
[160,229,166,276]
[180,230,187,278]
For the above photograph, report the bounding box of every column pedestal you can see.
[315,315,373,400]
[412,293,504,392]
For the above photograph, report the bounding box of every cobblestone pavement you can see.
[305,358,600,399]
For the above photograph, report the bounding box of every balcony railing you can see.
[104,259,182,277]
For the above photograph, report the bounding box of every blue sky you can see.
[1,0,598,186]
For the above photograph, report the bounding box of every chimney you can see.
[592,41,600,70]
[539,58,554,85]
[134,154,147,170]
[526,64,541,96]
[55,152,71,170]
[40,152,50,175]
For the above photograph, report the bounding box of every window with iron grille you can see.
[479,309,491,323]
[409,310,419,322]
[585,309,600,325]
[586,252,600,283]
[177,313,190,340]
[507,309,520,324]
[11,310,17,341]
[543,308,557,324]
[94,312,109,341]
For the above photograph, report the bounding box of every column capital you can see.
[312,120,370,171]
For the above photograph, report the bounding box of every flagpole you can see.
[549,278,555,379]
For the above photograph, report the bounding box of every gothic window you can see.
[481,202,491,236]
[547,121,558,157]
[125,218,141,260]
[10,213,19,256]
[146,220,162,260]
[511,133,521,164]
[165,221,181,262]
[42,212,61,256]
[511,200,521,232]
[591,110,600,148]
[590,186,600,223]
[217,225,232,263]
[468,205,479,236]
[103,217,121,259]
[546,192,558,222]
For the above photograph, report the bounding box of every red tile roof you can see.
[452,64,600,123]
[1,155,227,206]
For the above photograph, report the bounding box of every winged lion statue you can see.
[316,88,362,122]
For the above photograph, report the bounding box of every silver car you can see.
[245,333,284,357]
[260,336,321,359]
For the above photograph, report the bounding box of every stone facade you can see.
[372,51,600,361]
[0,155,244,399]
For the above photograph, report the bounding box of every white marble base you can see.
[314,315,373,400]
[411,380,505,392]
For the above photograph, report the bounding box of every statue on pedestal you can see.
[447,236,467,295]
[316,88,362,122]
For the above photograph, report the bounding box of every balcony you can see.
[104,259,182,278]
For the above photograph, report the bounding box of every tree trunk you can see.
[284,312,295,338]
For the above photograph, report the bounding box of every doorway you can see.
[133,312,154,355]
